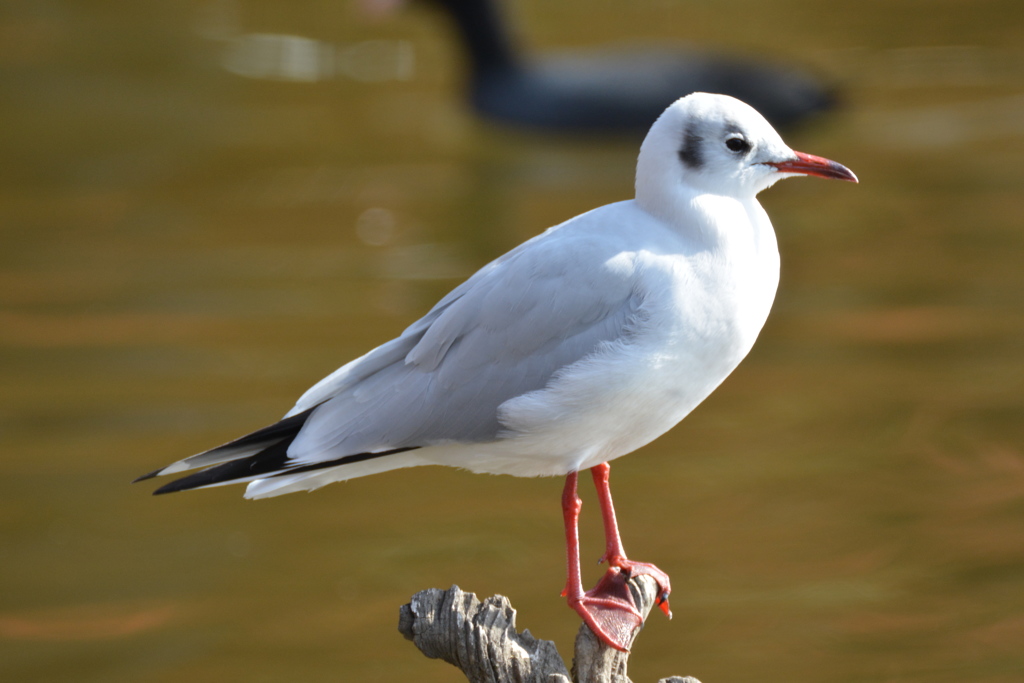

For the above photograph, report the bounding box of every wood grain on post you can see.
[398,576,700,683]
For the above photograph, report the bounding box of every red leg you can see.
[562,470,642,651]
[591,463,672,617]
[561,471,584,601]
[561,463,672,652]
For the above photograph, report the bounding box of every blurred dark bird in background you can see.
[410,0,836,133]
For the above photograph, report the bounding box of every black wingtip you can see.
[134,408,320,490]
[132,468,163,484]
[152,479,189,495]
[147,445,421,496]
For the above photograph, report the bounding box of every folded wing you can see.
[139,222,645,494]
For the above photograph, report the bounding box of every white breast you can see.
[429,197,780,478]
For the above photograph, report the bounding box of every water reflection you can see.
[855,95,1024,148]
[198,0,416,83]
[835,45,1024,89]
[222,34,415,83]
[0,602,180,642]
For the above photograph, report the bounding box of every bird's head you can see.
[636,92,856,208]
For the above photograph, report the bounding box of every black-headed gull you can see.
[138,92,856,651]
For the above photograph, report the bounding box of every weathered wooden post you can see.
[398,575,701,683]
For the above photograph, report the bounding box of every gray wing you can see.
[286,228,642,463]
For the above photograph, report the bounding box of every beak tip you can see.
[774,150,858,184]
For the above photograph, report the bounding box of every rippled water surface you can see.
[2,1,1023,682]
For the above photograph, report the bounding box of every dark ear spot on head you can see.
[678,123,703,169]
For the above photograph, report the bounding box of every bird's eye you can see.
[725,136,751,154]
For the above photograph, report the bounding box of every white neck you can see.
[637,174,775,258]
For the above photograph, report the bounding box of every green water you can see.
[2,1,1023,681]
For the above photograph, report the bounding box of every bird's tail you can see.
[133,408,420,497]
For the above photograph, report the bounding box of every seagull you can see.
[412,0,835,132]
[136,92,856,651]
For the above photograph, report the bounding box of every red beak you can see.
[768,151,858,183]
